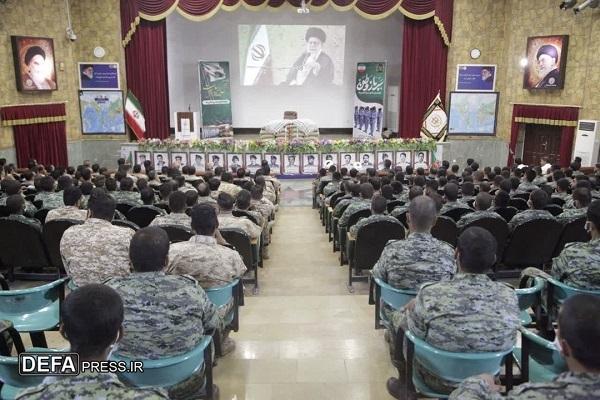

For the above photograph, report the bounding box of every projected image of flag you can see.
[243,25,272,85]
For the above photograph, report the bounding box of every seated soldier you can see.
[147,170,162,188]
[150,191,191,229]
[197,182,218,207]
[373,196,454,324]
[387,227,520,398]
[106,227,220,399]
[45,186,88,222]
[235,189,268,243]
[557,187,591,225]
[132,164,148,181]
[350,195,402,237]
[381,185,395,201]
[457,192,504,229]
[440,183,471,214]
[2,195,42,230]
[508,189,556,231]
[185,190,199,208]
[391,186,423,218]
[112,177,142,205]
[250,184,275,221]
[332,182,360,218]
[255,175,276,204]
[218,172,241,199]
[450,294,600,399]
[16,284,168,399]
[137,187,167,216]
[33,175,64,209]
[0,179,36,217]
[458,181,476,205]
[564,179,592,209]
[552,177,571,201]
[338,183,374,229]
[517,168,539,193]
[323,172,342,197]
[492,189,510,211]
[217,192,262,241]
[61,188,134,287]
[208,177,221,200]
[79,181,93,209]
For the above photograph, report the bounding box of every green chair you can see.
[402,329,513,399]
[516,328,566,384]
[0,347,64,399]
[515,278,544,326]
[111,335,213,398]
[204,279,241,332]
[372,278,416,330]
[545,277,600,332]
[0,278,69,347]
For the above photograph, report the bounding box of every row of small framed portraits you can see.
[134,150,432,176]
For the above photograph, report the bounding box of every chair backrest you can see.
[544,204,563,217]
[153,203,171,213]
[33,208,50,224]
[551,197,565,207]
[204,279,239,307]
[502,219,563,268]
[220,228,253,270]
[0,348,63,394]
[405,330,511,383]
[520,328,567,379]
[386,200,405,213]
[374,278,416,310]
[494,207,518,223]
[431,216,458,247]
[442,207,473,222]
[512,192,531,201]
[0,278,68,326]
[111,219,139,231]
[232,210,260,226]
[347,208,371,228]
[467,199,475,209]
[508,198,528,211]
[463,217,509,261]
[127,206,162,228]
[32,200,43,209]
[329,192,345,207]
[0,206,9,218]
[354,221,405,270]
[43,219,83,270]
[159,225,194,243]
[0,219,51,270]
[515,278,544,312]
[547,276,600,305]
[394,210,408,228]
[553,216,590,256]
[116,202,134,216]
[112,335,212,388]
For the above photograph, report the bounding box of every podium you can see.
[174,112,200,141]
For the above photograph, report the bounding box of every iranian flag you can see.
[125,90,146,139]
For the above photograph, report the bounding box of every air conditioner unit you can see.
[572,120,600,167]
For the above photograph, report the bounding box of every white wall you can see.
[166,9,403,128]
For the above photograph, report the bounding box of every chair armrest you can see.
[0,320,26,355]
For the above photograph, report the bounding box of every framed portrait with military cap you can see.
[11,36,58,92]
[523,35,569,90]
[227,153,243,172]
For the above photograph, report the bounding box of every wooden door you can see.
[523,124,562,166]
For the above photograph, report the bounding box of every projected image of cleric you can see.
[285,27,334,86]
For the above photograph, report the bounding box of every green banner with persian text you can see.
[353,62,386,139]
[198,61,233,134]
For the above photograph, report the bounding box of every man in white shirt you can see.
[540,156,552,175]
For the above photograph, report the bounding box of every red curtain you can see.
[509,104,579,167]
[121,4,170,139]
[0,103,68,168]
[399,16,449,138]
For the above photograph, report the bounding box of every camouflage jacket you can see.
[508,209,556,231]
[563,194,575,209]
[457,210,505,230]
[112,191,142,205]
[34,191,63,209]
[556,207,587,225]
[517,181,539,192]
[45,206,87,223]
[449,372,600,400]
[16,372,168,399]
[0,195,37,217]
[552,192,569,201]
[105,271,221,359]
[349,214,403,237]
[250,198,274,220]
[149,212,192,230]
[441,200,471,215]
[197,196,218,208]
[218,211,262,240]
[458,195,476,205]
[61,218,134,287]
[551,238,600,290]
[372,232,455,290]
[218,181,242,198]
[338,199,371,228]
[332,196,357,218]
[323,181,341,197]
[167,235,247,288]
[390,204,409,218]
[2,214,42,231]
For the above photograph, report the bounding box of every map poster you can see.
[447,92,499,136]
[79,90,125,135]
[198,61,233,128]
[353,62,386,139]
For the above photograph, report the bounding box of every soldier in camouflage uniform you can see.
[218,172,242,198]
[458,181,476,205]
[197,182,219,208]
[449,294,600,400]
[150,191,192,229]
[457,192,505,230]
[112,177,142,205]
[16,284,168,400]
[390,186,424,220]
[373,196,455,325]
[508,189,556,231]
[332,182,360,218]
[33,175,64,209]
[323,172,342,197]
[61,189,133,287]
[440,183,472,214]
[2,195,42,230]
[556,187,590,225]
[217,192,262,241]
[516,169,540,193]
[0,179,37,217]
[551,178,571,201]
[105,227,221,400]
[250,184,275,221]
[338,183,374,228]
[387,227,519,398]
[349,195,402,237]
[45,186,88,223]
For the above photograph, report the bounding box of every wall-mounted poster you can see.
[190,152,206,172]
[321,153,338,169]
[413,151,429,170]
[171,152,188,170]
[523,35,569,90]
[340,153,356,169]
[377,151,394,169]
[135,152,150,166]
[302,154,319,174]
[11,36,57,92]
[265,154,282,175]
[154,152,168,170]
[456,64,496,91]
[227,154,243,172]
[78,62,120,90]
[79,90,125,135]
[448,92,499,136]
[359,152,375,169]
[207,153,224,170]
[283,154,300,175]
[245,153,261,174]
[395,151,412,170]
